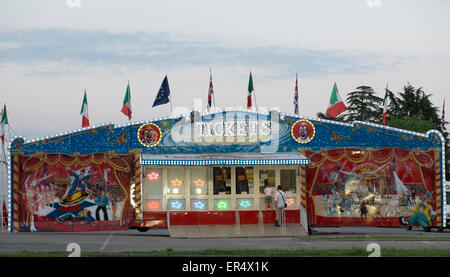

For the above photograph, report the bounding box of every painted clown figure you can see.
[406,192,435,232]
[298,121,311,142]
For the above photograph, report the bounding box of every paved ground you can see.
[169,224,307,238]
[1,225,450,254]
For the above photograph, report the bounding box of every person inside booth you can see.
[264,180,273,210]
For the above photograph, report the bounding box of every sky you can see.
[0,0,449,140]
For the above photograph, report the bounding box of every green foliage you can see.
[344,86,383,122]
[395,83,440,125]
[387,115,438,134]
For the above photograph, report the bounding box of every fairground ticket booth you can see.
[8,110,446,233]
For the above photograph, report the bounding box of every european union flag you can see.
[152,75,171,107]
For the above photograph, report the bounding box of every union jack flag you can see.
[294,74,299,115]
[442,99,447,132]
[208,68,214,112]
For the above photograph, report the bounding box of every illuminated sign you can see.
[171,117,273,144]
[170,178,182,187]
[193,179,205,187]
[192,200,207,210]
[146,200,161,210]
[217,200,229,210]
[239,199,252,209]
[146,171,160,181]
[169,200,183,210]
[195,120,271,140]
[286,198,295,207]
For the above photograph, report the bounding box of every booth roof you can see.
[140,152,310,166]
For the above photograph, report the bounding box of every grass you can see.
[2,248,450,257]
[296,235,450,241]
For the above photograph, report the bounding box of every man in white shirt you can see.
[274,185,287,227]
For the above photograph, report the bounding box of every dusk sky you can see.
[0,0,449,140]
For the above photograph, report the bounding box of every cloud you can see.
[0,28,402,77]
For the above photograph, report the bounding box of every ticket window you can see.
[142,167,163,211]
[190,167,208,196]
[213,167,231,195]
[143,168,163,197]
[259,169,276,210]
[259,169,276,194]
[235,167,254,194]
[167,168,185,195]
[281,169,297,194]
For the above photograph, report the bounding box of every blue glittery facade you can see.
[9,110,444,155]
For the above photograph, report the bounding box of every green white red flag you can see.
[0,104,8,145]
[80,90,90,128]
[121,82,132,120]
[247,72,254,110]
[326,83,347,118]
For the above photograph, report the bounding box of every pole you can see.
[168,95,173,116]
[254,91,258,113]
[251,71,258,112]
[166,74,173,116]
[1,130,7,231]
[0,146,4,231]
[0,103,6,231]
[210,68,216,109]
[296,72,299,116]
[128,80,132,123]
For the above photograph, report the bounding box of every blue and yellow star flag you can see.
[153,75,171,107]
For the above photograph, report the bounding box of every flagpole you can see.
[165,74,173,115]
[1,142,5,232]
[295,72,298,116]
[254,90,258,112]
[251,71,258,112]
[128,80,131,126]
[442,98,446,132]
[0,105,7,231]
[210,68,216,110]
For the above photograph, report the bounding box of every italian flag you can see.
[247,72,254,110]
[0,104,8,145]
[326,82,347,118]
[80,90,90,128]
[121,82,132,120]
[382,88,390,125]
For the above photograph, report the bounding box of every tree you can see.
[386,84,448,180]
[344,86,383,123]
[388,115,437,134]
[393,83,440,125]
